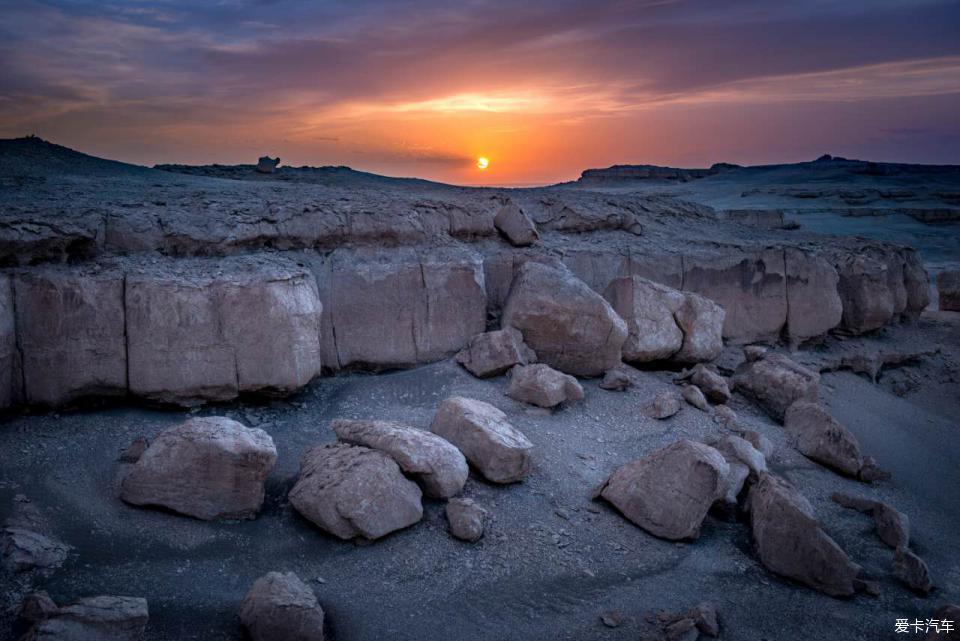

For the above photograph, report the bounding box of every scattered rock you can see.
[748,473,860,596]
[239,571,325,641]
[733,352,820,422]
[256,156,280,173]
[430,396,533,483]
[831,492,910,549]
[22,595,149,641]
[689,365,730,403]
[893,547,934,594]
[711,404,738,428]
[682,385,710,411]
[599,439,729,540]
[646,389,681,419]
[599,367,632,391]
[503,261,627,376]
[455,327,536,378]
[506,363,584,408]
[599,610,625,628]
[289,443,423,540]
[658,602,720,639]
[494,202,539,246]
[783,401,863,477]
[445,498,487,542]
[331,419,468,499]
[939,270,960,311]
[120,417,277,520]
[2,526,70,573]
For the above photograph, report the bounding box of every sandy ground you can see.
[1,314,958,641]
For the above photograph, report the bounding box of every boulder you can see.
[120,417,277,520]
[673,292,726,363]
[289,444,422,540]
[446,498,487,542]
[893,547,934,594]
[748,473,860,596]
[506,363,584,408]
[715,434,767,477]
[503,262,627,376]
[783,402,863,477]
[657,602,720,639]
[0,276,18,410]
[603,276,684,362]
[14,267,126,406]
[2,527,70,573]
[23,595,149,641]
[256,156,280,173]
[430,397,533,483]
[455,327,536,378]
[783,248,843,342]
[599,368,632,391]
[742,430,774,459]
[833,252,896,334]
[689,365,731,403]
[330,419,468,498]
[494,203,539,246]
[938,270,960,311]
[599,440,729,540]
[717,461,750,509]
[239,571,325,641]
[682,385,709,411]
[732,352,820,422]
[831,492,909,549]
[645,390,681,419]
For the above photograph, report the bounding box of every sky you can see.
[2,0,960,185]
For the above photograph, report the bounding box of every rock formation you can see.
[733,352,820,422]
[239,571,325,641]
[455,327,535,378]
[783,402,865,478]
[505,363,584,408]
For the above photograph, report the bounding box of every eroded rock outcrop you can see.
[120,417,277,520]
[748,473,860,596]
[503,262,627,376]
[289,443,423,540]
[239,571,325,641]
[598,440,729,540]
[430,396,533,483]
[330,419,468,498]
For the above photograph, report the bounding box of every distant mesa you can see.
[577,162,740,184]
[256,156,280,174]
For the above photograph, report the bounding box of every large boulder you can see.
[603,276,724,364]
[783,402,864,477]
[938,270,960,311]
[748,473,860,596]
[494,202,539,246]
[126,257,323,405]
[430,397,533,483]
[22,595,149,641]
[330,419,468,498]
[14,266,127,406]
[505,363,584,408]
[120,417,277,520]
[732,352,820,422]
[289,443,422,540]
[598,440,729,540]
[833,252,896,334]
[783,248,843,343]
[239,571,325,641]
[455,327,535,378]
[502,262,627,376]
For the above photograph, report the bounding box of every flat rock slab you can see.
[599,439,729,540]
[239,571,325,641]
[506,363,584,408]
[120,417,277,521]
[748,473,860,597]
[289,443,423,540]
[24,595,149,641]
[331,419,468,498]
[430,396,533,483]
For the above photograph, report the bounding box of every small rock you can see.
[599,368,632,391]
[256,156,280,173]
[893,547,934,594]
[682,385,710,411]
[455,327,536,378]
[2,526,70,573]
[858,455,891,483]
[742,430,774,459]
[118,437,149,463]
[690,365,730,403]
[646,390,681,419]
[239,571,325,641]
[23,595,149,641]
[446,498,487,542]
[599,610,624,628]
[711,404,738,428]
[506,363,584,408]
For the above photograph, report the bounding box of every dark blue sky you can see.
[2,0,959,182]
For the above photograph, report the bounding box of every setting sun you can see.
[476,156,489,170]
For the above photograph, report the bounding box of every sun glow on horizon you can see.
[476,156,489,170]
